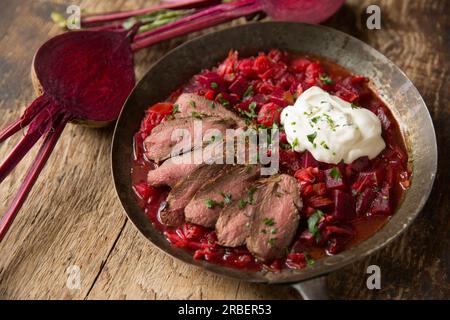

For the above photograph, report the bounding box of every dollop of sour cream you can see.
[280,86,385,164]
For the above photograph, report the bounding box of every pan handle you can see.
[291,276,330,300]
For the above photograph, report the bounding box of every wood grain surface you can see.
[0,0,448,300]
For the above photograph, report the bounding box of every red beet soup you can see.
[131,49,410,272]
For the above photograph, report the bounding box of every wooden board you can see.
[0,0,448,299]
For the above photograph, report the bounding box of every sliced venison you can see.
[184,165,260,228]
[160,164,225,226]
[246,174,302,262]
[175,93,246,127]
[147,140,225,187]
[144,116,236,163]
[215,190,256,247]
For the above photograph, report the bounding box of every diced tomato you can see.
[140,102,173,135]
[204,89,215,100]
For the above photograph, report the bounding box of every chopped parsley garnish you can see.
[304,253,315,266]
[217,94,230,106]
[209,101,217,109]
[220,192,232,205]
[263,217,275,226]
[172,104,179,115]
[243,85,254,98]
[330,167,341,180]
[189,100,196,108]
[191,111,205,119]
[311,116,320,124]
[307,210,324,239]
[210,82,218,89]
[238,199,248,209]
[271,228,278,234]
[247,186,257,204]
[351,103,360,109]
[205,199,224,209]
[307,132,317,144]
[323,113,337,131]
[320,140,329,150]
[291,121,297,125]
[292,137,299,148]
[238,101,258,119]
[319,74,334,85]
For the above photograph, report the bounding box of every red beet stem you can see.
[0,96,50,143]
[82,0,219,27]
[0,113,69,242]
[131,0,261,51]
[0,104,57,184]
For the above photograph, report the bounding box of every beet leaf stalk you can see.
[51,0,220,29]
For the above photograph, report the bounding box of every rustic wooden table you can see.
[0,0,448,300]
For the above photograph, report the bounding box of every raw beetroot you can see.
[0,29,136,240]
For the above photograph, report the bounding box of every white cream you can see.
[280,86,385,164]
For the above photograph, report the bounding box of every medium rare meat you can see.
[184,165,260,228]
[160,164,225,226]
[215,188,256,247]
[144,116,237,163]
[175,93,246,127]
[246,174,302,261]
[147,140,225,187]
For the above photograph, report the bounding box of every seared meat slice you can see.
[175,93,246,127]
[184,165,260,228]
[147,140,225,187]
[246,174,302,262]
[160,164,225,226]
[215,189,256,247]
[144,116,236,163]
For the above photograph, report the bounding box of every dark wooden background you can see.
[0,0,448,299]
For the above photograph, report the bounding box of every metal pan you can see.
[111,22,437,299]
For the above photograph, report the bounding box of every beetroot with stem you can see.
[131,0,345,50]
[0,28,137,241]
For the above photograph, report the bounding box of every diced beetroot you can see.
[228,76,249,96]
[140,102,173,135]
[331,190,355,220]
[290,57,312,72]
[257,102,282,127]
[334,83,359,102]
[355,187,376,215]
[279,131,288,144]
[217,50,238,78]
[301,184,314,197]
[253,55,272,75]
[308,195,334,208]
[350,156,370,172]
[360,167,385,186]
[324,167,346,190]
[323,224,356,239]
[279,149,303,174]
[370,185,392,215]
[196,71,225,91]
[312,183,327,196]
[269,88,289,107]
[268,49,289,63]
[285,253,307,269]
[236,58,255,78]
[300,151,319,168]
[294,167,317,183]
[327,235,351,255]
